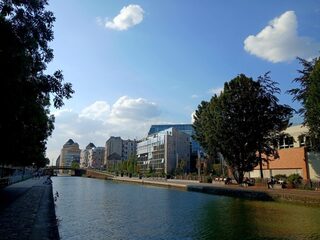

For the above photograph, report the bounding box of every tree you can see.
[0,1,74,167]
[71,160,80,169]
[255,73,293,178]
[193,74,292,183]
[288,57,320,151]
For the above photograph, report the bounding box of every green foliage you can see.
[273,174,287,181]
[287,173,302,186]
[193,74,292,183]
[0,0,74,167]
[288,57,320,151]
[71,161,80,169]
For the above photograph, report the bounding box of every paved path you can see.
[0,177,59,240]
[112,176,320,206]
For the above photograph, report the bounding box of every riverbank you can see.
[111,175,320,207]
[0,177,59,240]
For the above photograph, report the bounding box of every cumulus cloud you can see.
[208,87,223,96]
[105,4,144,31]
[79,101,110,120]
[46,96,161,163]
[110,96,160,121]
[191,94,199,99]
[244,11,320,63]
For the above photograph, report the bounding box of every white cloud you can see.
[191,111,196,124]
[110,96,160,121]
[105,5,144,31]
[191,94,199,99]
[46,96,161,163]
[79,101,110,120]
[208,87,223,96]
[244,11,320,63]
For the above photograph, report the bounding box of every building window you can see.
[279,136,294,149]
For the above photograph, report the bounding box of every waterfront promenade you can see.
[0,177,59,240]
[112,176,320,207]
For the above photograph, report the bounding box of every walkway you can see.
[0,177,59,240]
[112,176,320,207]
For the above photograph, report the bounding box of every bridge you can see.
[44,166,86,176]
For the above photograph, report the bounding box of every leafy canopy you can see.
[193,74,292,183]
[0,0,74,167]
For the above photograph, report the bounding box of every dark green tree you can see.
[0,1,74,167]
[193,74,292,183]
[288,57,320,151]
[255,73,293,178]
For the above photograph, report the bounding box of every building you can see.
[59,139,81,167]
[137,127,191,174]
[104,137,137,170]
[247,124,320,180]
[148,124,203,171]
[88,147,105,169]
[148,124,201,154]
[55,155,60,167]
[80,143,96,168]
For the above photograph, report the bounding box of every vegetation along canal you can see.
[53,177,320,240]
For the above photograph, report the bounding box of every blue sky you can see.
[45,0,320,163]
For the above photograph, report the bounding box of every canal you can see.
[52,177,320,240]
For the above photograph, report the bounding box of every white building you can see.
[137,127,190,174]
[80,143,96,168]
[88,147,105,169]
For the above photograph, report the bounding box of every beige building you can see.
[104,137,137,170]
[137,127,191,174]
[59,139,81,167]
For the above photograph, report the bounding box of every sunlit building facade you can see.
[137,127,190,174]
[59,139,81,167]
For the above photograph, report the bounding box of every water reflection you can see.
[53,177,320,240]
[198,198,320,240]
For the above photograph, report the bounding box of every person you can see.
[267,176,275,189]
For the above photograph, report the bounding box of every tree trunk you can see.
[259,150,264,179]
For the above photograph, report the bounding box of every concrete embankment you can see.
[0,177,60,240]
[83,171,320,207]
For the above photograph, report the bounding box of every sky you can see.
[45,0,320,165]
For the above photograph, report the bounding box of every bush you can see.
[287,173,302,186]
[273,174,287,181]
[206,176,212,183]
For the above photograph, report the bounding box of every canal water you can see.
[52,177,320,240]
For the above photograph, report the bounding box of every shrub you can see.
[273,174,287,181]
[287,173,302,186]
[206,176,212,183]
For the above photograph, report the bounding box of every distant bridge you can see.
[44,166,86,176]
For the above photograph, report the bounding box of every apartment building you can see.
[80,143,96,168]
[104,136,137,170]
[59,139,81,167]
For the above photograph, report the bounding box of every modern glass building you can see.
[148,124,202,155]
[137,127,190,174]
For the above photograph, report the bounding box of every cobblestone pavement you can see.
[0,177,59,240]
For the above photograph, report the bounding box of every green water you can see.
[53,177,320,240]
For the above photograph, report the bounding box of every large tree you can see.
[0,0,74,167]
[193,74,292,183]
[288,57,320,151]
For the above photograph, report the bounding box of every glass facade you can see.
[148,124,201,155]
